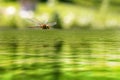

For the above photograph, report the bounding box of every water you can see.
[0,29,120,80]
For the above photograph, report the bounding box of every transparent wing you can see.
[26,18,42,26]
[44,19,48,24]
[47,22,57,26]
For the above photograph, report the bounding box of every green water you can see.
[0,29,120,80]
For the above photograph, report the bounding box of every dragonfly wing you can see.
[44,19,48,24]
[26,18,42,25]
[47,22,57,26]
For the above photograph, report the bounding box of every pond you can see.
[0,29,120,80]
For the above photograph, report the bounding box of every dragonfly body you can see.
[27,18,56,29]
[40,24,49,29]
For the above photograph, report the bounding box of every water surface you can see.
[0,29,120,80]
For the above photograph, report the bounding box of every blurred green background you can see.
[0,0,120,80]
[0,0,120,29]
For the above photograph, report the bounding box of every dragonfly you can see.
[27,18,57,29]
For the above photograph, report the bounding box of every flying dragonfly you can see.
[27,18,57,29]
